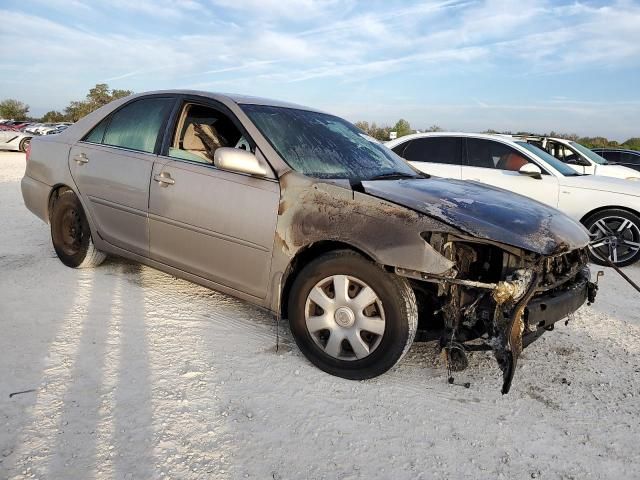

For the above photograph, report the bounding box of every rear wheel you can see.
[19,137,31,152]
[584,209,640,267]
[288,250,417,380]
[50,190,106,268]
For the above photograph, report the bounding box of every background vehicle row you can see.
[387,133,640,267]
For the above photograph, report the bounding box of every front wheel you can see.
[288,250,418,380]
[584,209,640,267]
[50,190,106,268]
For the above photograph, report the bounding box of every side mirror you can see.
[519,162,542,179]
[214,147,268,177]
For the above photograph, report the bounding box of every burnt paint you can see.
[272,172,457,294]
[361,178,590,256]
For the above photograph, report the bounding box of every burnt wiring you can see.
[445,333,471,389]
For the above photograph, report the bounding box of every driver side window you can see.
[546,141,578,164]
[466,138,530,172]
[169,103,251,165]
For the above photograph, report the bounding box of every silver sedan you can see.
[21,90,595,393]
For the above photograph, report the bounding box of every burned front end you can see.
[397,234,596,394]
[275,174,596,393]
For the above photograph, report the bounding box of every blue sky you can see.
[1,0,639,140]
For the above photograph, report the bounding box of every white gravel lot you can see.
[1,150,639,480]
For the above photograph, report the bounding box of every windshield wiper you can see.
[367,172,427,181]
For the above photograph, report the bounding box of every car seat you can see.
[497,153,529,171]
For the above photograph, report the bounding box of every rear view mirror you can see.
[519,163,542,179]
[214,147,268,177]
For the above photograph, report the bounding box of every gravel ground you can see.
[1,151,639,479]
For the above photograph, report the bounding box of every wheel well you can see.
[47,185,73,221]
[279,241,376,319]
[580,205,640,225]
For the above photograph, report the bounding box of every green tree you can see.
[354,121,370,134]
[64,84,133,122]
[426,125,443,132]
[547,131,579,141]
[41,110,66,122]
[622,138,640,150]
[64,100,91,122]
[0,99,30,120]
[393,119,412,138]
[372,123,393,141]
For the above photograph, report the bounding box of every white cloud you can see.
[208,0,348,19]
[2,0,639,138]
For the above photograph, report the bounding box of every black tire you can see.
[50,190,106,268]
[287,250,418,380]
[19,137,31,152]
[583,208,640,267]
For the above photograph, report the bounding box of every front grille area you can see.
[538,248,589,294]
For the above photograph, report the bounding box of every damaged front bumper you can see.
[397,240,597,394]
[523,266,594,347]
[496,266,595,394]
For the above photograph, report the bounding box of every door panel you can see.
[410,161,462,179]
[0,131,12,145]
[69,143,157,256]
[461,166,560,207]
[149,160,279,299]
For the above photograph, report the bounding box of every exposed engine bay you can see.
[396,234,597,394]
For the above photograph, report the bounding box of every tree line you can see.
[1,88,637,150]
[355,119,640,151]
[0,84,132,123]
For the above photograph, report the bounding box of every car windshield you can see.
[515,142,583,176]
[241,104,420,181]
[569,141,608,165]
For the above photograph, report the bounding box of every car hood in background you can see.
[361,178,589,255]
[593,163,640,179]
[559,172,640,194]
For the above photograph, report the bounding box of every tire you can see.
[583,208,640,267]
[50,190,106,268]
[19,137,31,152]
[287,250,418,380]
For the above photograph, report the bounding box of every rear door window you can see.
[400,137,462,165]
[621,152,640,165]
[84,119,108,144]
[84,97,175,153]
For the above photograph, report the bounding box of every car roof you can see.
[385,131,524,147]
[128,89,325,114]
[592,148,639,153]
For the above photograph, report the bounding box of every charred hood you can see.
[361,178,589,255]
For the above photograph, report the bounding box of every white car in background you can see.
[387,132,640,267]
[25,123,67,135]
[514,135,639,180]
[0,129,32,152]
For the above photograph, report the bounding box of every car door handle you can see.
[73,153,89,164]
[154,173,175,186]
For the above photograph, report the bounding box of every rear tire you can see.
[583,208,640,267]
[50,190,106,268]
[19,137,31,152]
[288,250,417,380]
